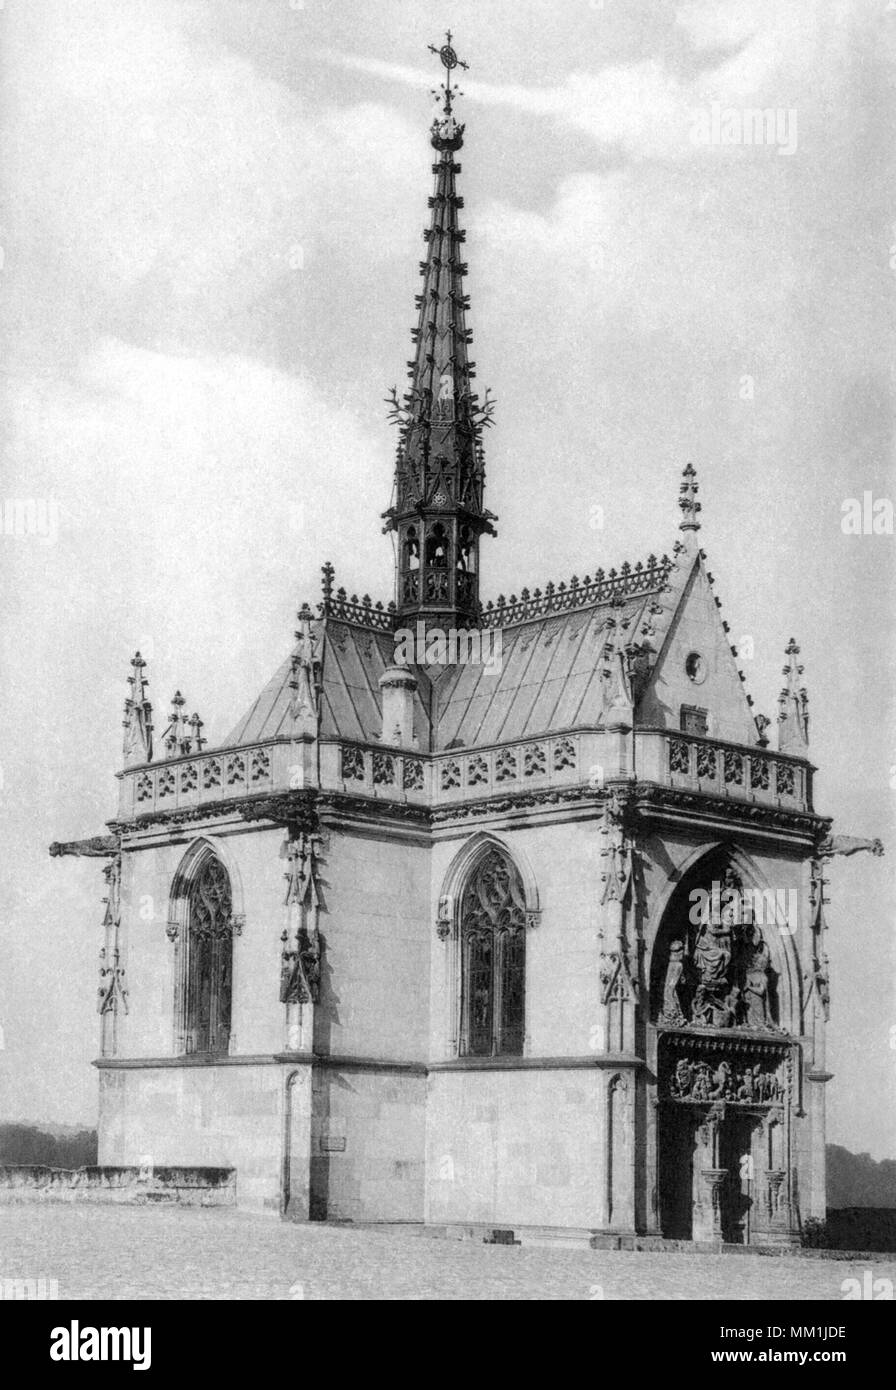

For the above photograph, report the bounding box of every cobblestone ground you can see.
[1,1207,894,1300]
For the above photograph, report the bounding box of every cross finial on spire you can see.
[678,463,702,532]
[428,30,468,119]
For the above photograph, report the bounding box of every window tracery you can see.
[459,849,526,1056]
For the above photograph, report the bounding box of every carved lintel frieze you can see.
[660,1033,790,1106]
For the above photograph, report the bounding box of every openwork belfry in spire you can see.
[383,32,496,630]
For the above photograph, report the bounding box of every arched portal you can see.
[649,845,797,1245]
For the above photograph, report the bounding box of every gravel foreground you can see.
[1,1206,894,1300]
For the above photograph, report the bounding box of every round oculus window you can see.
[685,652,707,684]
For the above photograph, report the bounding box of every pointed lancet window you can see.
[178,854,235,1056]
[460,849,526,1056]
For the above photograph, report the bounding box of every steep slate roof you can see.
[223,620,434,749]
[432,594,652,750]
[221,550,692,754]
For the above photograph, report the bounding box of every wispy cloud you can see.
[317,2,811,161]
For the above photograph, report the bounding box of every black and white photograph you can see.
[0,0,893,1343]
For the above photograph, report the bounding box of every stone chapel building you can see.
[51,38,880,1245]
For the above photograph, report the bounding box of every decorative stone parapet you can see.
[115,726,814,828]
[650,731,808,810]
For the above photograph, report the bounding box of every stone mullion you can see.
[492,926,505,1058]
[210,934,227,1054]
[458,929,470,1055]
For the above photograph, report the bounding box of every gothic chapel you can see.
[52,37,880,1246]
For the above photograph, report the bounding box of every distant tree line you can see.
[826,1145,896,1209]
[0,1124,98,1168]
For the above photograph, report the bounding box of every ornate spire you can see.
[289,602,321,731]
[678,463,702,532]
[383,32,496,630]
[600,599,635,728]
[320,561,335,606]
[186,712,205,755]
[122,652,153,766]
[164,690,186,758]
[778,637,809,752]
[161,690,205,757]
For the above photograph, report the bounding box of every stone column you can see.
[694,1168,727,1242]
[764,1168,790,1238]
[603,1071,635,1231]
[282,1066,313,1221]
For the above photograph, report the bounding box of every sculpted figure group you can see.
[671,1057,784,1104]
[660,872,775,1031]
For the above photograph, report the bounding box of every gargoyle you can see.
[50,836,119,858]
[818,834,884,859]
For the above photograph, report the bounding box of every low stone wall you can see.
[0,1165,236,1206]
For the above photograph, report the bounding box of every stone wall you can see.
[430,818,600,1062]
[118,823,286,1059]
[310,1066,426,1222]
[0,1164,235,1205]
[315,828,431,1061]
[97,1060,312,1212]
[425,1067,605,1229]
[639,561,757,745]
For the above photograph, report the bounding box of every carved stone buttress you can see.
[279,830,324,1049]
[598,791,640,1052]
[97,854,128,1056]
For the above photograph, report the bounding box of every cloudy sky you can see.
[0,0,893,1158]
